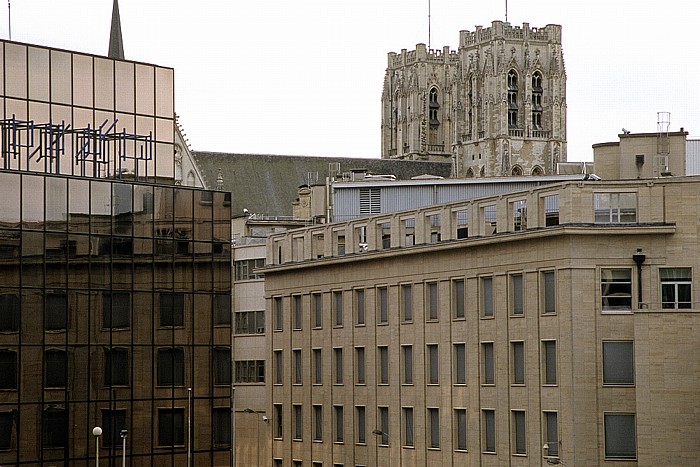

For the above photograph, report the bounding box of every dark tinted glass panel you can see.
[112,183,133,236]
[44,350,66,387]
[0,292,20,331]
[22,175,44,230]
[21,231,43,287]
[45,293,67,330]
[91,181,112,234]
[133,185,154,237]
[157,348,184,386]
[0,173,20,228]
[0,351,17,389]
[68,179,90,233]
[158,408,184,446]
[159,292,184,327]
[45,176,67,232]
[0,412,14,449]
[213,294,231,325]
[102,409,127,448]
[43,408,66,448]
[213,408,231,446]
[105,348,129,386]
[214,348,231,385]
[0,231,21,286]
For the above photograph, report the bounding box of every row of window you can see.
[506,70,544,130]
[272,404,636,459]
[0,347,232,389]
[234,258,265,281]
[273,340,633,387]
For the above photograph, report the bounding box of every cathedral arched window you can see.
[507,70,518,128]
[532,72,543,130]
[531,165,544,176]
[429,87,440,126]
[511,165,523,176]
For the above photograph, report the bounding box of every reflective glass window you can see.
[90,181,112,234]
[22,175,44,230]
[45,176,67,231]
[0,173,20,228]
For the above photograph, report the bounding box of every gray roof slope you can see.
[192,152,452,216]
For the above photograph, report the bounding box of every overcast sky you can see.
[6,0,698,161]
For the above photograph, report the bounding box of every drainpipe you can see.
[632,249,646,308]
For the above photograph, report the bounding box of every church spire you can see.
[108,0,125,59]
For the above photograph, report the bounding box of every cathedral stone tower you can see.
[381,21,566,177]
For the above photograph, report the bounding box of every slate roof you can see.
[192,152,452,216]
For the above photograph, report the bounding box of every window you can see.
[355,225,368,252]
[355,289,365,325]
[427,344,439,384]
[159,292,184,327]
[512,410,526,454]
[403,407,414,447]
[429,87,440,126]
[293,404,302,440]
[481,277,493,317]
[0,293,19,332]
[213,348,232,385]
[356,406,366,444]
[377,287,388,323]
[274,297,283,331]
[313,348,322,385]
[102,409,127,448]
[213,293,231,325]
[660,268,692,309]
[336,231,346,256]
[213,407,231,447]
[453,279,464,319]
[157,347,184,386]
[507,70,518,128]
[512,342,525,385]
[274,350,283,384]
[234,310,264,334]
[512,200,527,231]
[483,409,496,453]
[45,292,67,331]
[43,407,66,448]
[104,347,129,387]
[601,268,632,311]
[313,293,323,328]
[603,341,634,385]
[334,406,344,443]
[379,222,391,249]
[103,292,130,328]
[378,407,389,445]
[313,405,323,441]
[158,408,185,446]
[402,217,415,246]
[454,343,466,385]
[428,213,441,242]
[543,341,557,385]
[543,412,558,457]
[544,194,559,226]
[483,205,497,235]
[274,404,283,439]
[293,349,302,385]
[359,188,380,215]
[542,271,556,314]
[274,460,282,467]
[455,209,469,239]
[482,343,494,385]
[401,284,412,321]
[604,413,636,459]
[428,408,440,448]
[402,345,413,384]
[293,295,302,330]
[0,412,14,449]
[511,274,523,315]
[454,409,467,451]
[334,291,343,326]
[234,360,264,383]
[334,348,343,385]
[532,72,543,129]
[234,258,265,280]
[595,192,638,224]
[378,346,389,384]
[0,350,17,389]
[44,349,67,388]
[356,347,365,385]
[428,282,439,320]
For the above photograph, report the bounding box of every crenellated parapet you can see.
[388,44,460,69]
[460,21,562,48]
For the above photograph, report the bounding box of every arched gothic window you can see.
[511,165,523,176]
[507,70,518,128]
[429,87,440,126]
[531,165,544,176]
[532,72,543,130]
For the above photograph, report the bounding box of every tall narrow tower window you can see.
[507,71,518,128]
[532,72,543,130]
[429,87,440,126]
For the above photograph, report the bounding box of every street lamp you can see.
[92,426,102,467]
[244,408,260,467]
[372,429,390,467]
[120,430,128,467]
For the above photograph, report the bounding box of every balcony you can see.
[509,129,524,137]
[427,144,445,153]
[531,130,551,139]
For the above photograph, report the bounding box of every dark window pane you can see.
[512,275,523,315]
[103,292,130,328]
[544,341,557,385]
[0,350,17,389]
[159,292,184,327]
[43,408,66,448]
[543,272,556,313]
[513,342,524,384]
[483,343,494,385]
[44,350,66,388]
[0,293,20,331]
[603,341,634,385]
[484,410,495,452]
[455,409,467,450]
[604,414,636,459]
[482,277,493,317]
[213,294,231,325]
[157,348,184,386]
[214,348,231,385]
[158,408,184,446]
[213,408,231,446]
[104,348,129,386]
[102,409,127,448]
[545,412,558,456]
[0,412,14,449]
[45,293,67,330]
[514,411,526,454]
[454,280,464,318]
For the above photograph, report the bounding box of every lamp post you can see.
[372,429,390,467]
[92,426,102,467]
[120,430,127,467]
[244,408,260,467]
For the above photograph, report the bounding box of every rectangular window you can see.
[511,341,525,385]
[157,347,184,386]
[427,344,439,384]
[334,291,343,326]
[403,407,414,447]
[0,350,17,389]
[601,268,632,311]
[483,205,497,235]
[234,310,265,334]
[453,279,464,319]
[313,293,323,328]
[45,349,67,388]
[377,287,388,323]
[356,406,366,444]
[45,292,68,330]
[213,293,231,325]
[594,192,637,223]
[293,404,302,440]
[274,350,283,385]
[355,289,365,325]
[0,293,19,332]
[543,341,557,385]
[293,349,302,385]
[158,408,185,446]
[313,405,323,441]
[513,200,527,231]
[604,413,636,459]
[402,217,415,246]
[482,409,495,453]
[234,360,265,383]
[102,409,127,448]
[356,347,366,385]
[103,292,130,328]
[603,341,634,385]
[104,347,129,387]
[544,412,558,457]
[378,346,389,385]
[542,271,556,314]
[313,348,322,385]
[428,213,441,243]
[428,408,440,448]
[214,348,232,385]
[454,409,467,451]
[43,408,66,448]
[482,277,493,317]
[482,343,494,385]
[337,232,346,256]
[402,345,413,384]
[378,407,389,445]
[334,406,344,443]
[274,297,283,331]
[274,404,283,439]
[213,408,231,447]
[234,258,265,280]
[455,208,469,239]
[511,274,523,315]
[159,292,184,327]
[544,194,559,226]
[380,222,391,249]
[660,267,692,309]
[512,410,526,455]
[428,282,439,320]
[334,348,343,385]
[401,284,412,321]
[454,343,466,385]
[293,295,302,330]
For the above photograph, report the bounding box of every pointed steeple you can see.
[108,0,125,60]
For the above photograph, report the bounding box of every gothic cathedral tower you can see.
[381,21,566,177]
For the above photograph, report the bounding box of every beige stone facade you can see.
[264,177,700,466]
[381,21,567,178]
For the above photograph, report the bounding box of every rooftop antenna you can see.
[428,0,431,49]
[7,0,10,41]
[505,0,508,23]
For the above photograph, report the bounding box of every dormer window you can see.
[507,71,518,128]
